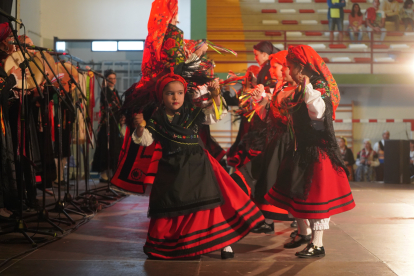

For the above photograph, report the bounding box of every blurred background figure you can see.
[356,139,380,182]
[337,137,355,181]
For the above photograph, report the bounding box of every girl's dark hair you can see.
[404,0,413,9]
[290,61,317,78]
[350,3,362,17]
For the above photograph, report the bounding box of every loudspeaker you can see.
[384,140,410,184]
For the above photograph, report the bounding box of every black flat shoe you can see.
[290,220,297,228]
[251,222,274,234]
[99,178,109,183]
[295,243,325,258]
[284,234,311,249]
[290,230,298,238]
[221,250,234,259]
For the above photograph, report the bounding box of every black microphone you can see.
[0,8,23,25]
[8,41,53,51]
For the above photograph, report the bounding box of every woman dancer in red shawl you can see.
[130,71,264,259]
[227,42,281,169]
[231,51,295,234]
[264,45,355,258]
[111,0,223,190]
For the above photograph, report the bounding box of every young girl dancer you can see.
[264,45,355,258]
[232,51,294,234]
[131,70,264,259]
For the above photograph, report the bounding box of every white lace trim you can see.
[132,128,154,146]
[309,218,330,231]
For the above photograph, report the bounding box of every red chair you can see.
[329,44,347,49]
[282,20,299,24]
[299,9,315,13]
[262,9,277,13]
[354,57,372,63]
[305,31,323,36]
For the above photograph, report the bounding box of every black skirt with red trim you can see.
[143,150,264,259]
[265,152,355,219]
[231,132,292,221]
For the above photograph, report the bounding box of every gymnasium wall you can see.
[15,0,192,47]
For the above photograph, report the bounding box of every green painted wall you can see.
[333,74,414,86]
[191,0,207,40]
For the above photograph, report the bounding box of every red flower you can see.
[163,38,176,51]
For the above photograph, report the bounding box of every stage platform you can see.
[1,181,414,276]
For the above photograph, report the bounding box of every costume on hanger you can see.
[111,0,224,190]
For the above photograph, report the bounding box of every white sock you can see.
[312,230,324,247]
[265,219,273,225]
[222,245,233,253]
[296,219,311,236]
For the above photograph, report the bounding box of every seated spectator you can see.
[366,0,387,42]
[373,130,389,181]
[400,0,414,31]
[410,140,414,179]
[337,137,356,181]
[356,139,380,182]
[383,0,401,31]
[328,0,346,42]
[349,4,364,41]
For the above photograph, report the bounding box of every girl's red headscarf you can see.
[269,50,288,92]
[286,45,340,119]
[269,50,288,67]
[154,69,188,102]
[146,0,178,62]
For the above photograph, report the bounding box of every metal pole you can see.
[15,0,21,34]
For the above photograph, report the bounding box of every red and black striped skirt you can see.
[143,150,264,259]
[265,153,355,219]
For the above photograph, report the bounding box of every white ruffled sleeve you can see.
[203,96,228,125]
[304,83,326,121]
[132,128,154,146]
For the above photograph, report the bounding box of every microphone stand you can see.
[0,20,56,247]
[29,50,87,223]
[55,60,113,205]
[41,56,88,222]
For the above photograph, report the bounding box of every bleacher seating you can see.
[207,0,414,73]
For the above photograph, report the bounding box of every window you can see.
[56,41,66,52]
[118,41,144,51]
[92,41,118,52]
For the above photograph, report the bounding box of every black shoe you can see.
[221,250,234,259]
[99,178,109,183]
[290,230,298,238]
[251,222,274,234]
[295,243,325,258]
[290,220,297,228]
[284,234,311,249]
